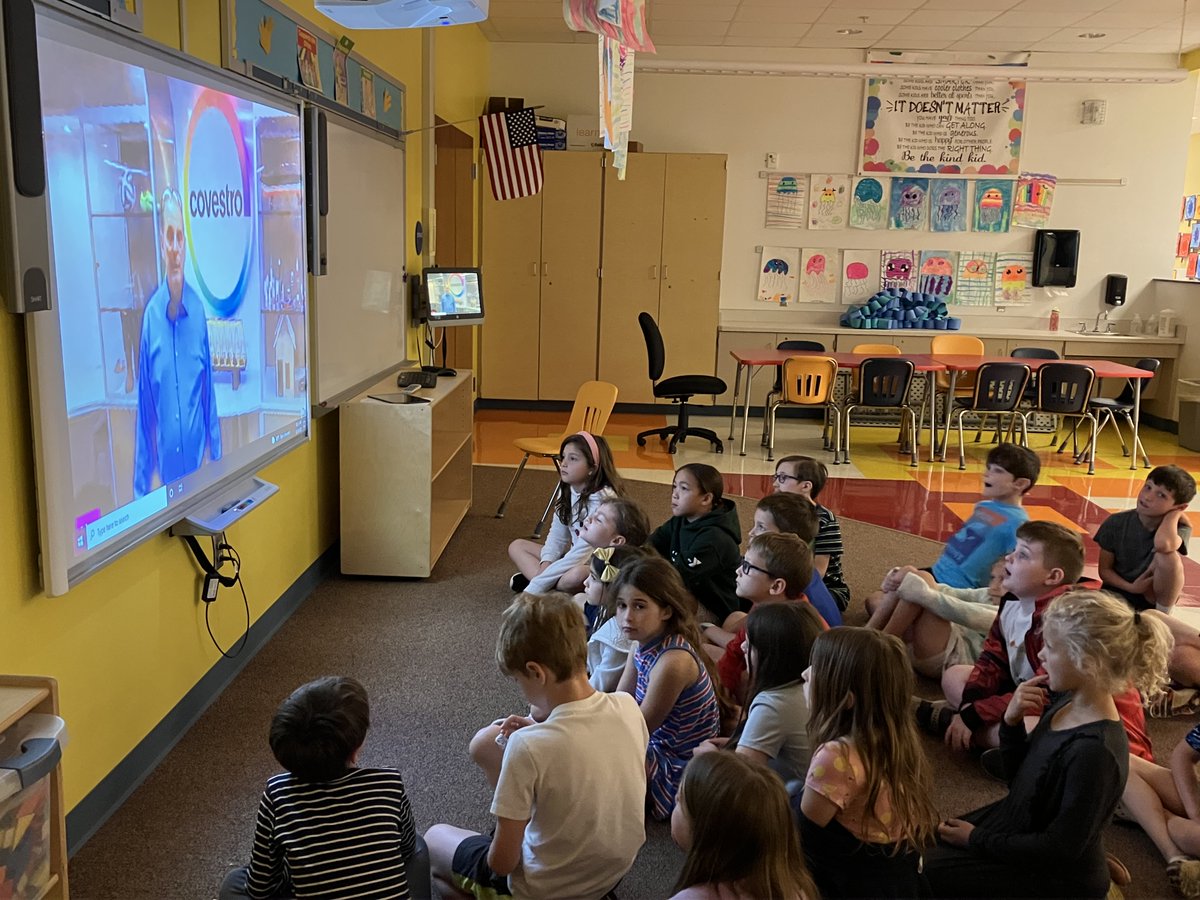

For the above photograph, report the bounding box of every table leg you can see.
[939,370,958,462]
[727,362,743,440]
[1131,378,1143,470]
[740,366,759,457]
[927,371,938,463]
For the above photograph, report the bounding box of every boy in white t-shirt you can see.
[425,593,649,900]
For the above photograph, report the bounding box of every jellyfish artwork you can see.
[919,256,954,297]
[999,263,1027,303]
[957,256,992,305]
[805,253,828,288]
[760,257,794,304]
[896,184,925,228]
[844,261,870,299]
[852,177,885,227]
[977,187,1006,230]
[882,255,914,289]
[935,185,963,230]
[770,175,803,218]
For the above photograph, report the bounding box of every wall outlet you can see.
[765,152,778,170]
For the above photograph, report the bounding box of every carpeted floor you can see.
[68,466,1193,899]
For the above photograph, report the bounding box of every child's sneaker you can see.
[1167,857,1200,897]
[914,698,953,736]
[509,572,530,592]
[1147,687,1200,718]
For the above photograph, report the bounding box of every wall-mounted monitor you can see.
[0,2,311,594]
[422,267,484,327]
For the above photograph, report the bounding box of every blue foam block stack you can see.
[840,288,961,331]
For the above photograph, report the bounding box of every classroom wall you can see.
[488,44,1194,332]
[0,1,484,830]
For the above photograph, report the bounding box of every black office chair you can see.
[760,340,826,447]
[1073,357,1159,468]
[636,312,728,454]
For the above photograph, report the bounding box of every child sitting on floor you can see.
[429,593,648,900]
[744,492,842,626]
[925,590,1172,900]
[508,431,624,595]
[649,463,742,622]
[772,455,850,610]
[579,544,650,691]
[220,676,422,900]
[1096,464,1194,614]
[571,496,651,631]
[867,442,1038,628]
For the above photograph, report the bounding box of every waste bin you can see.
[1179,380,1200,452]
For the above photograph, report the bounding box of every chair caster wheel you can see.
[668,445,678,454]
[715,446,724,454]
[636,436,646,447]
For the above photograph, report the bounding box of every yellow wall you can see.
[0,2,484,819]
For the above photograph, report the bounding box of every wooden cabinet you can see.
[340,373,473,577]
[480,152,603,401]
[481,151,727,404]
[599,153,726,404]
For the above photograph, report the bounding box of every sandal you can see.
[1168,857,1200,898]
[1148,687,1200,719]
[1106,853,1131,887]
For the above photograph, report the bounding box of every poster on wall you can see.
[861,76,1024,175]
[758,247,801,305]
[880,249,918,292]
[799,249,841,303]
[972,179,1013,233]
[765,173,807,228]
[850,176,888,229]
[296,26,322,91]
[1013,173,1056,228]
[361,69,376,119]
[994,252,1033,306]
[889,177,929,230]
[954,251,996,306]
[918,250,958,302]
[808,174,851,229]
[929,180,968,233]
[842,250,882,304]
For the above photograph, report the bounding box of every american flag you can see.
[479,107,544,202]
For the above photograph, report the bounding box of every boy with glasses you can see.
[772,456,850,610]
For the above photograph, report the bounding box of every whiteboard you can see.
[312,116,408,408]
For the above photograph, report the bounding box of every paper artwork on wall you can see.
[972,179,1013,233]
[361,69,376,119]
[1013,173,1056,228]
[918,250,958,303]
[808,174,851,230]
[850,176,888,230]
[994,252,1033,306]
[841,250,882,304]
[765,174,807,228]
[888,178,929,230]
[1191,223,1200,251]
[1178,233,1192,257]
[757,247,801,305]
[799,249,841,303]
[954,252,996,307]
[1190,254,1199,279]
[880,249,918,292]
[1186,195,1196,220]
[296,26,322,91]
[929,180,968,233]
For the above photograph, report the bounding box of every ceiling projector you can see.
[315,0,489,28]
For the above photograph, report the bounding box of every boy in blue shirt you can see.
[867,443,1039,628]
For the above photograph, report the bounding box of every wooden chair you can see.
[948,362,1030,469]
[767,356,839,462]
[494,380,618,537]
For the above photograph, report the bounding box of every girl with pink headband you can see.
[508,431,625,595]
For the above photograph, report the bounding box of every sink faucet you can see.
[1093,309,1110,333]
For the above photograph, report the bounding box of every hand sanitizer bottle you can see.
[1147,314,1159,336]
[1130,313,1143,335]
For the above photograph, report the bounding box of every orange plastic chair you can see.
[767,356,839,462]
[927,334,985,437]
[851,343,901,355]
[495,380,619,536]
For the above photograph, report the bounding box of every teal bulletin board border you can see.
[223,0,405,137]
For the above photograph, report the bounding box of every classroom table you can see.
[726,349,947,460]
[929,355,1156,471]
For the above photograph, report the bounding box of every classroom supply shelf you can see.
[340,372,473,577]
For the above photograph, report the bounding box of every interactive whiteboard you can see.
[312,116,408,408]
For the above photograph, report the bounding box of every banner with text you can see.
[860,76,1024,177]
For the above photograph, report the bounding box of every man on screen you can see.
[134,188,221,497]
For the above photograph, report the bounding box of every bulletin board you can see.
[221,0,405,139]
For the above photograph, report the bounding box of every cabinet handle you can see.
[650,265,658,280]
[663,265,670,280]
[530,262,539,276]
[543,262,550,277]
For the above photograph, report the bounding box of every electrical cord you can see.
[183,531,250,659]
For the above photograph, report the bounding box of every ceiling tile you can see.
[826,0,924,7]
[727,22,814,38]
[918,0,1020,8]
[901,9,1007,26]
[649,20,732,37]
[1074,11,1181,29]
[962,25,1063,41]
[1042,26,1143,42]
[651,35,729,45]
[1009,0,1112,9]
[734,6,825,23]
[652,4,737,22]
[879,25,978,42]
[723,34,805,46]
[985,10,1089,27]
[815,8,911,25]
[797,23,896,46]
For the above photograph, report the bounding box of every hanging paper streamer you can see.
[599,36,635,178]
[918,250,959,303]
[972,179,1013,233]
[841,250,882,304]
[880,249,918,292]
[889,178,929,230]
[1013,172,1056,228]
[954,251,996,307]
[808,174,851,230]
[765,173,807,228]
[564,0,655,51]
[799,249,841,303]
[757,247,801,305]
[994,252,1033,305]
[850,176,887,230]
[929,180,968,233]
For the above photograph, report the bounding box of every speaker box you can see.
[1104,273,1128,306]
[1032,229,1080,288]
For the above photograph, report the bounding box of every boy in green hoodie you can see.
[648,463,743,622]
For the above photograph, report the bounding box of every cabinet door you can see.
[539,152,604,400]
[660,154,726,396]
[480,162,542,399]
[598,153,666,404]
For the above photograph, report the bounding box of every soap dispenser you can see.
[1130,313,1143,335]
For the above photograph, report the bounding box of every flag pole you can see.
[402,105,546,136]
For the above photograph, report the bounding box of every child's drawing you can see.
[994,252,1033,306]
[849,176,887,230]
[879,250,918,292]
[954,251,996,307]
[1013,173,1056,228]
[765,173,806,228]
[930,180,968,233]
[888,178,929,231]
[799,248,840,303]
[757,246,801,304]
[972,179,1013,233]
[918,250,958,302]
[808,174,850,230]
[841,250,881,304]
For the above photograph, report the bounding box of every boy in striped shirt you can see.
[219,676,421,899]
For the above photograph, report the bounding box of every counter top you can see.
[718,319,1185,345]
